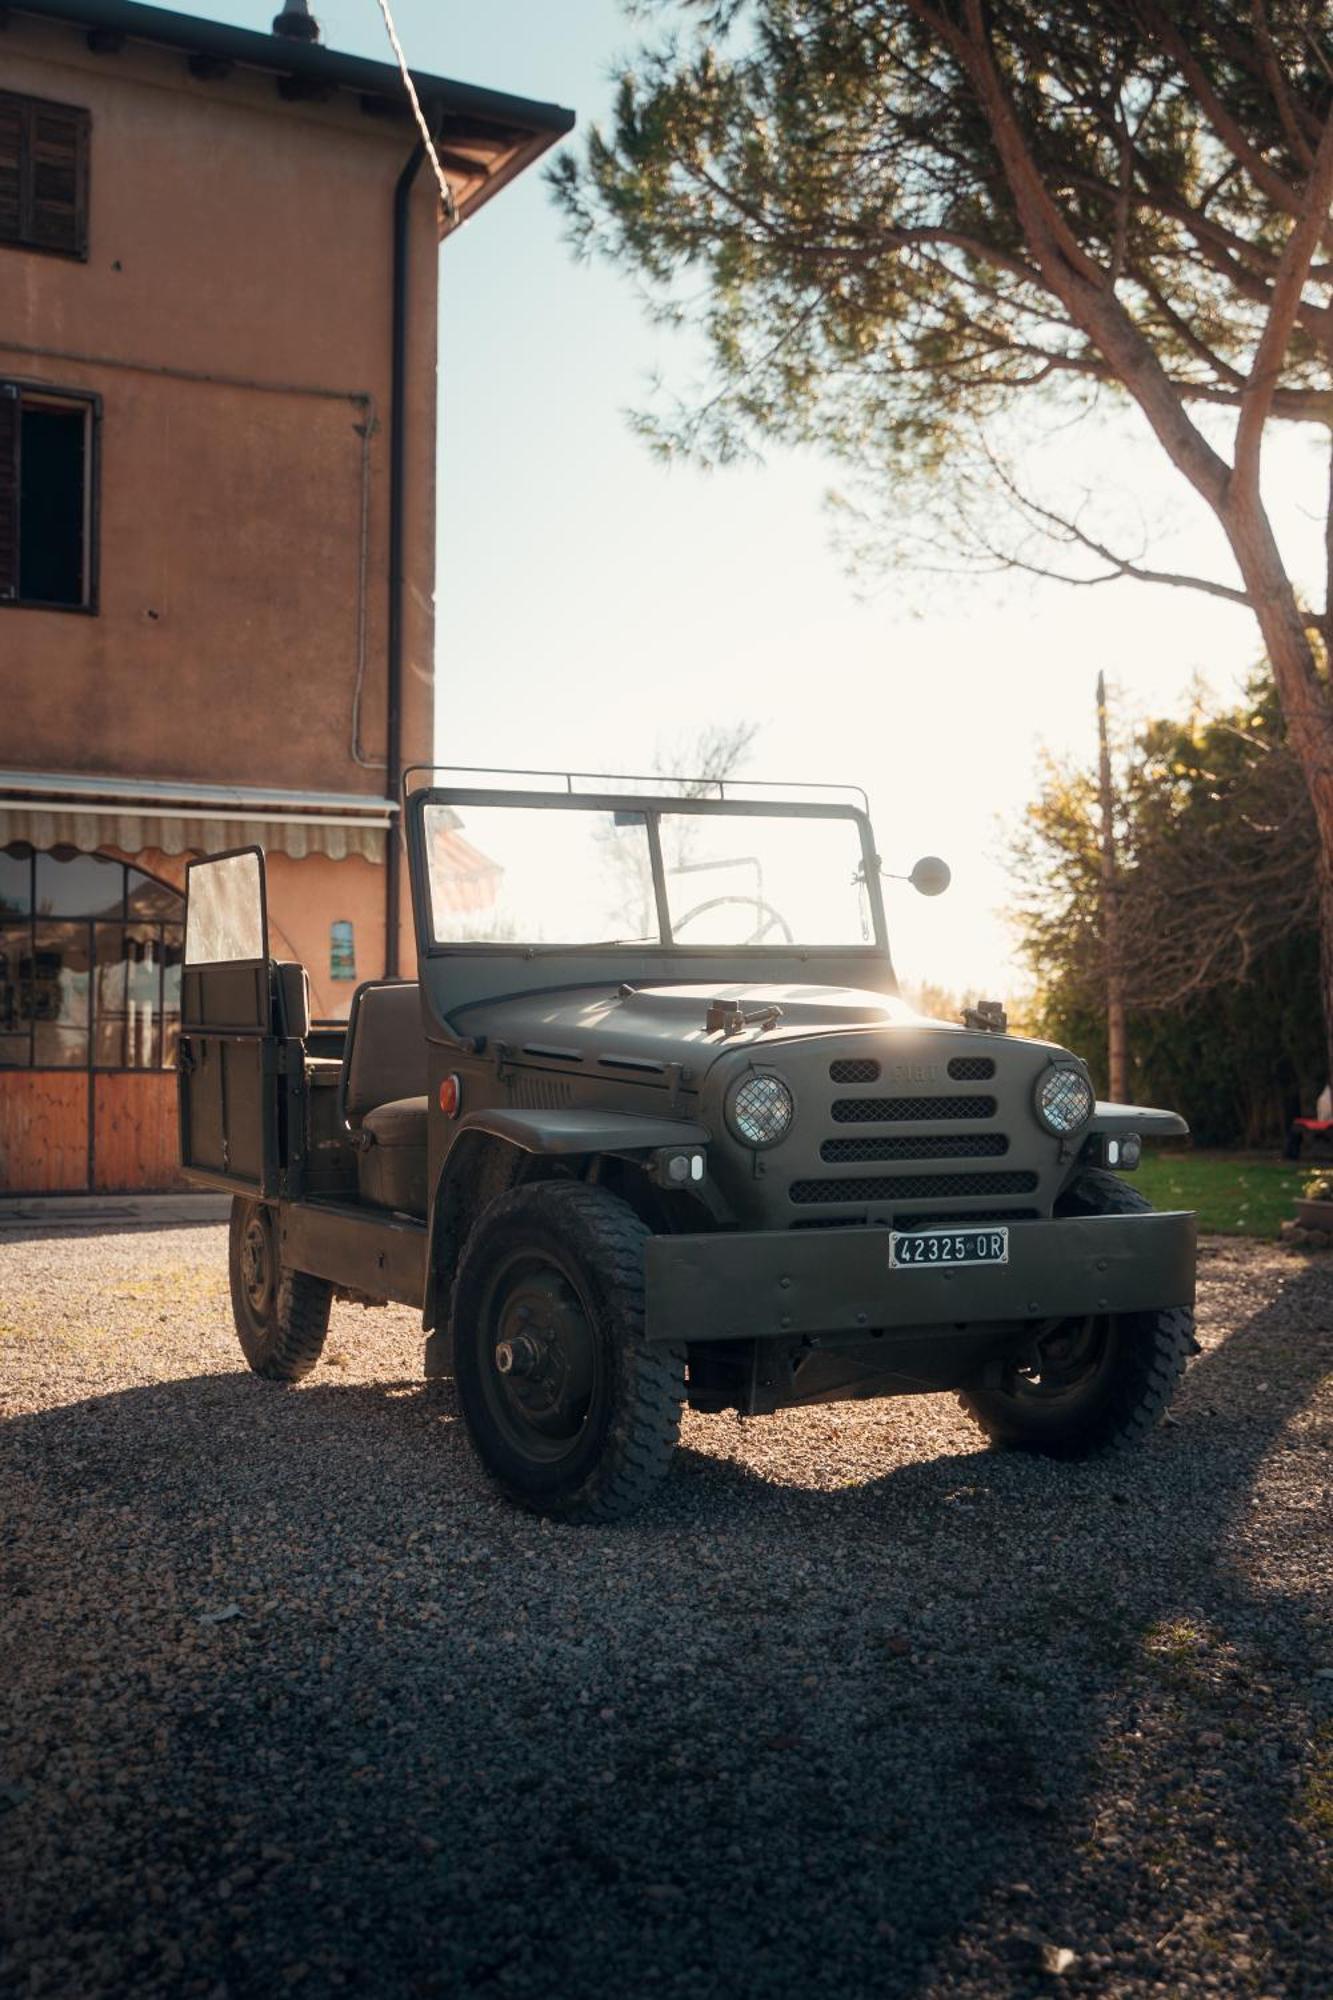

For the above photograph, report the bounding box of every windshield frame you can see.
[408,785,888,959]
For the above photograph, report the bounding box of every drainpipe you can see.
[385,134,427,978]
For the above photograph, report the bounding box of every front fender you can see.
[1088,1102,1189,1140]
[420,1109,711,1351]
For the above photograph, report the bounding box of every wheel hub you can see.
[494,1333,543,1377]
[240,1211,274,1317]
[488,1268,596,1445]
[1015,1314,1109,1395]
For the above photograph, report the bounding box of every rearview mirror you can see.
[910,855,951,898]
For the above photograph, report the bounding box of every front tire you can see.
[958,1169,1194,1457]
[228,1197,332,1383]
[451,1181,685,1522]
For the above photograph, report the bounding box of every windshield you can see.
[658,812,870,946]
[422,800,876,950]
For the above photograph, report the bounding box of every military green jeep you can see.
[178,769,1197,1521]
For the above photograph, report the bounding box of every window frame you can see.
[0,89,91,262]
[0,847,185,1074]
[0,379,101,614]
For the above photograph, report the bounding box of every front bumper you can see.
[643,1211,1196,1345]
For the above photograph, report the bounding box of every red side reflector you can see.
[439,1074,461,1118]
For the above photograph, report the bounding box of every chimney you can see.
[272,0,320,41]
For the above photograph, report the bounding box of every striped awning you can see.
[0,771,395,864]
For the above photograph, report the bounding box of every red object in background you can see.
[439,1074,461,1118]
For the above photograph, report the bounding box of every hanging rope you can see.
[374,0,459,228]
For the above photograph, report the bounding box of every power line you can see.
[373,0,459,228]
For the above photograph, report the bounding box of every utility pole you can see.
[1097,671,1127,1103]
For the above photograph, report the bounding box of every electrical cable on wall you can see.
[374,0,459,228]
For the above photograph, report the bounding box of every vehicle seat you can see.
[274,961,310,1041]
[341,981,428,1215]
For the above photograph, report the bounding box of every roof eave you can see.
[8,1,576,158]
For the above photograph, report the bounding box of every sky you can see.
[205,1,1324,996]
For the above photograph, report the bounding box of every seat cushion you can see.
[358,1095,428,1216]
[362,1096,428,1148]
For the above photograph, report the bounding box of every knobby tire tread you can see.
[452,1180,684,1523]
[958,1169,1194,1456]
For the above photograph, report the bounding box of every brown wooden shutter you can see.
[0,384,18,602]
[0,97,22,245]
[27,103,88,257]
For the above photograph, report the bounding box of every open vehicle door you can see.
[177,847,279,1196]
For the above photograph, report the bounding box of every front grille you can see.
[832,1093,996,1124]
[790,1169,1038,1206]
[948,1055,995,1081]
[830,1058,880,1084]
[821,1132,1008,1163]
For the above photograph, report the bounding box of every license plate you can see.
[889,1227,1009,1269]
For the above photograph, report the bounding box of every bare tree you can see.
[654,720,761,795]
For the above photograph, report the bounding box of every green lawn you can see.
[1130,1150,1305,1238]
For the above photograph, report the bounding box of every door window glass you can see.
[0,922,29,1062]
[30,920,89,1065]
[185,851,265,964]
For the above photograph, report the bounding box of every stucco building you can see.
[0,0,570,1192]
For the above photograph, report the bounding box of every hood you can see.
[449,980,966,1074]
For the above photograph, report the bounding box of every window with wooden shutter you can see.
[0,91,89,260]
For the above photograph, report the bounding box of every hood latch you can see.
[961,1000,1008,1035]
[706,998,784,1037]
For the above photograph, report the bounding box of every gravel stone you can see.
[1,1226,1331,1997]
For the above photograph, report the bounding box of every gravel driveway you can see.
[1,1223,1330,1999]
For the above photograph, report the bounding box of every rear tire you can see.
[958,1169,1194,1457]
[451,1181,685,1522]
[228,1197,332,1383]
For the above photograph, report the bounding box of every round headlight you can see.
[728,1073,795,1148]
[1035,1064,1094,1135]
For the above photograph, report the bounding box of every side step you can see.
[279,1199,426,1310]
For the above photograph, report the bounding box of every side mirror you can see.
[910,855,951,898]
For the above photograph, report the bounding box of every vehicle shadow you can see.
[2,1255,1330,1999]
